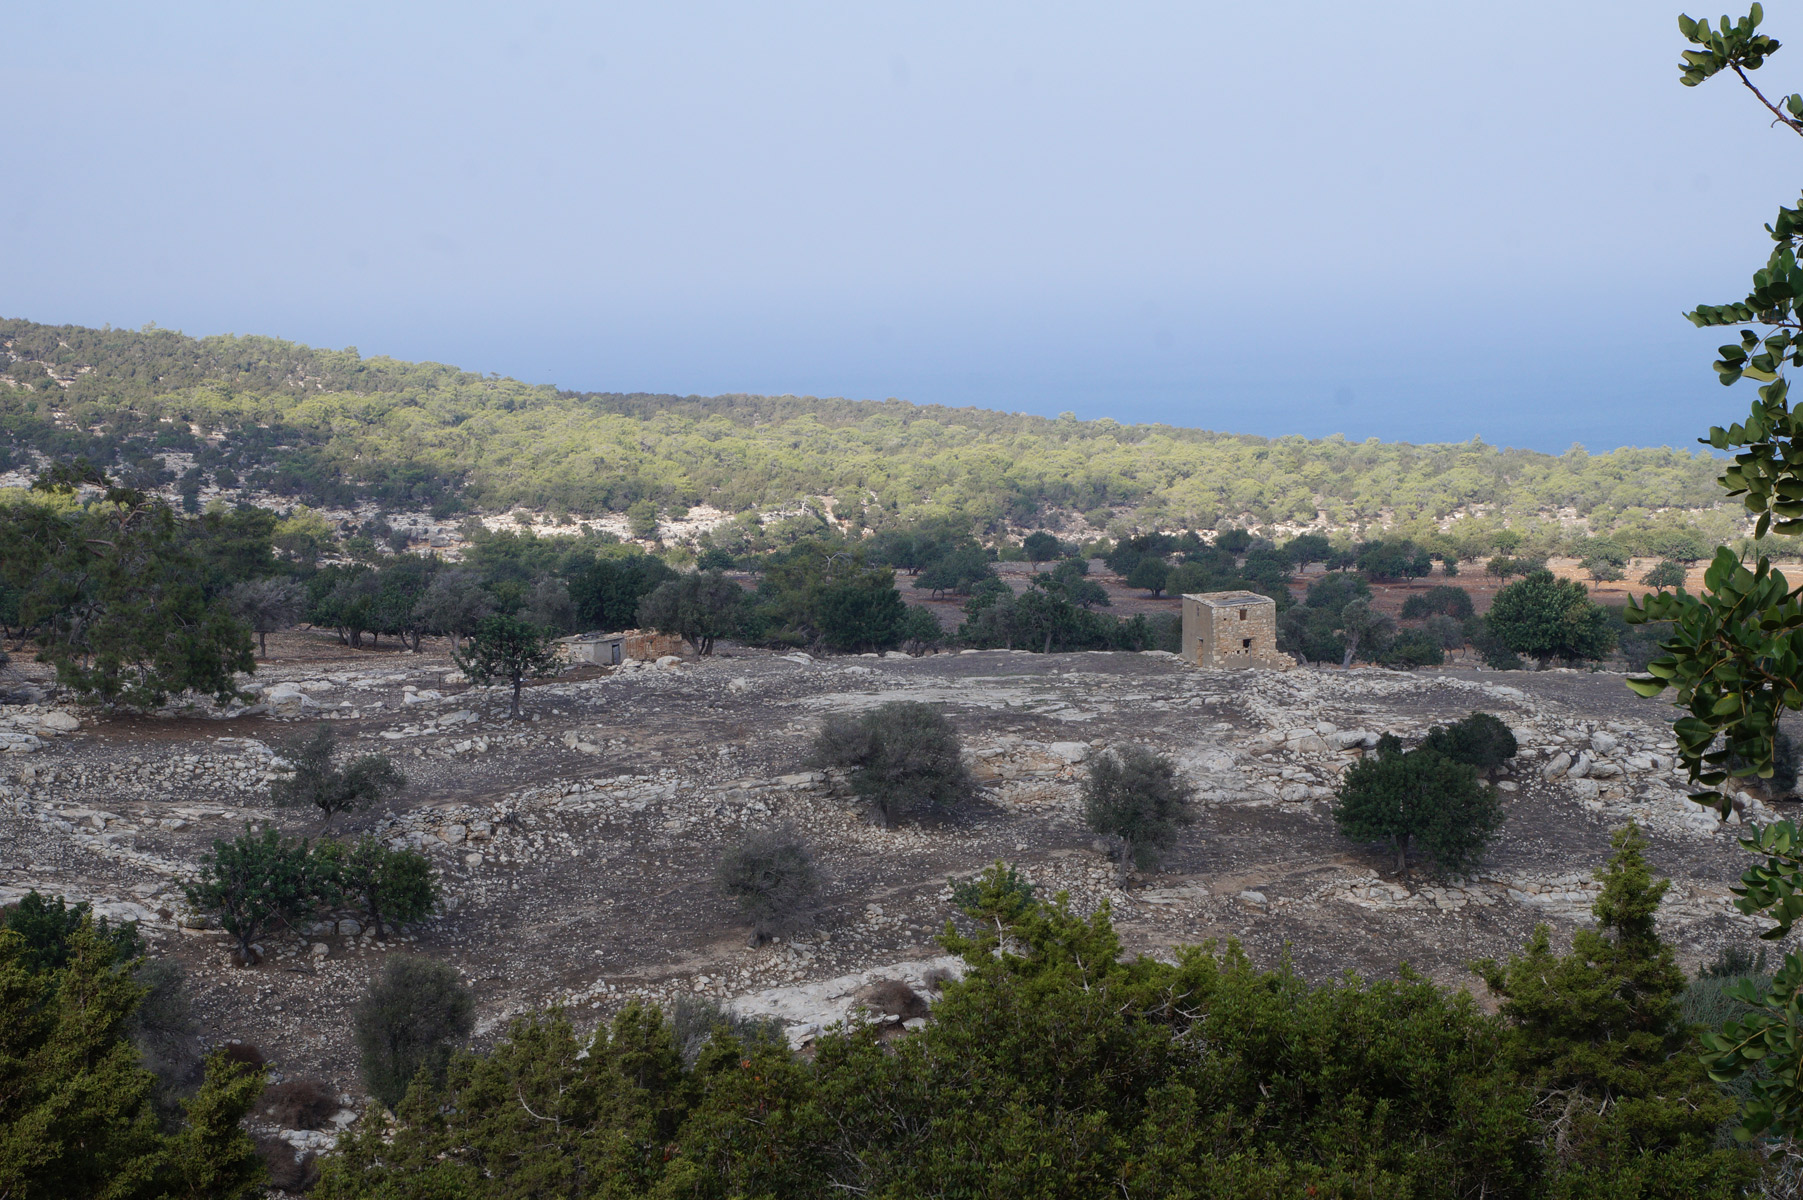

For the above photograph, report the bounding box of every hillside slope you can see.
[0,318,1736,546]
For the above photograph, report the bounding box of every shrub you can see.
[1419,712,1519,776]
[255,1133,321,1194]
[1081,745,1196,881]
[1699,943,1768,981]
[1377,628,1444,669]
[1640,559,1689,589]
[128,958,202,1110]
[263,1077,339,1130]
[812,702,975,827]
[1,889,141,974]
[636,570,745,655]
[1333,735,1503,880]
[316,836,438,940]
[271,724,407,830]
[186,829,336,965]
[353,956,475,1110]
[668,996,785,1067]
[858,978,929,1021]
[219,1041,266,1069]
[715,830,821,945]
[949,861,1037,920]
[1399,585,1474,621]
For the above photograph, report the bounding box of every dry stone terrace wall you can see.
[0,641,1791,1142]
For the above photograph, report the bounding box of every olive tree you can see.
[270,723,406,830]
[352,956,474,1110]
[454,614,559,717]
[811,701,975,827]
[1081,745,1196,884]
[227,577,305,657]
[637,570,744,655]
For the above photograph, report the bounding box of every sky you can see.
[2,2,1793,452]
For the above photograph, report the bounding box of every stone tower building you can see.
[1180,590,1287,669]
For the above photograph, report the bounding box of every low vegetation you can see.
[715,830,822,945]
[303,854,1758,1198]
[811,701,976,827]
[1332,727,1505,880]
[351,955,476,1110]
[1079,745,1196,883]
[270,722,407,829]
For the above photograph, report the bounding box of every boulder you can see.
[1541,752,1571,780]
[0,730,43,753]
[1566,751,1593,779]
[35,711,79,734]
[264,686,318,716]
[1048,741,1089,764]
[1590,731,1619,755]
[656,655,683,669]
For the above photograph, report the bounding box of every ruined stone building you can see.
[1180,590,1287,669]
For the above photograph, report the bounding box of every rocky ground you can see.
[0,633,1786,1165]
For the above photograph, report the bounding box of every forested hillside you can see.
[0,318,1736,543]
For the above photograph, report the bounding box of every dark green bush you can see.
[812,702,975,827]
[1420,712,1519,775]
[1080,745,1196,880]
[1378,627,1445,669]
[1333,735,1503,879]
[353,955,476,1110]
[1400,584,1474,621]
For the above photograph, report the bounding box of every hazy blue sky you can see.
[3,2,1791,451]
